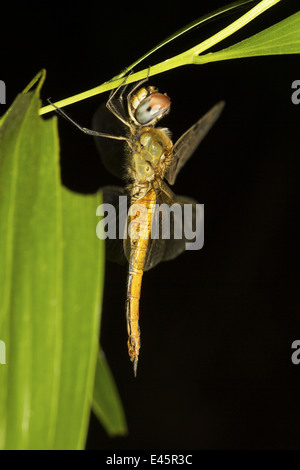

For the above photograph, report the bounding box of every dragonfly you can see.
[50,77,224,376]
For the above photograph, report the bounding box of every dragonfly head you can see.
[129,87,171,126]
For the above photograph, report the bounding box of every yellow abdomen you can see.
[126,188,157,376]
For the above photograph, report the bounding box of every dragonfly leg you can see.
[47,99,131,144]
[106,75,132,128]
[126,67,151,112]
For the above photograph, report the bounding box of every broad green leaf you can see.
[92,351,128,437]
[195,11,300,64]
[0,72,125,449]
[53,186,104,449]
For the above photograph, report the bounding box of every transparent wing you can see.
[109,180,202,271]
[165,101,225,185]
[143,238,168,271]
[144,181,202,271]
[92,103,127,179]
[161,194,202,262]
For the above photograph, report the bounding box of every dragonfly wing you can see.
[151,181,203,267]
[165,101,225,185]
[100,185,129,266]
[144,181,202,270]
[141,182,173,271]
[162,194,203,262]
[122,204,168,271]
[122,182,173,272]
[92,102,127,179]
[143,238,168,272]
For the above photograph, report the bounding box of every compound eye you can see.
[135,93,170,125]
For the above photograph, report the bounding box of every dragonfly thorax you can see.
[131,127,173,183]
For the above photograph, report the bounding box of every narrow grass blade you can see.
[40,0,279,115]
[92,351,128,437]
[117,0,256,78]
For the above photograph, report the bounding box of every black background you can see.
[2,0,300,450]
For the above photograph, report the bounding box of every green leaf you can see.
[0,72,124,449]
[195,11,300,64]
[53,186,104,449]
[92,351,128,437]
